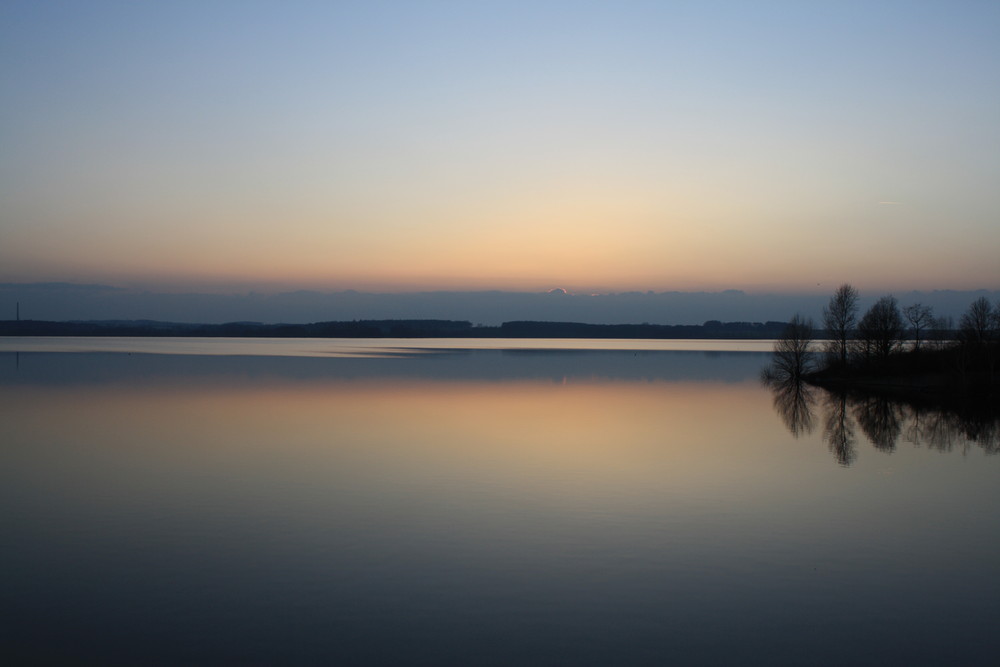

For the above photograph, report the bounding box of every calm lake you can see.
[2,338,998,665]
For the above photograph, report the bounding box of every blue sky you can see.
[2,1,999,295]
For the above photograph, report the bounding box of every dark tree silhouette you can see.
[822,284,859,368]
[903,302,934,352]
[762,314,815,384]
[856,295,904,363]
[958,296,999,384]
[959,296,996,346]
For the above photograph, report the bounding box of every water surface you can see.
[1,339,997,665]
[0,336,777,356]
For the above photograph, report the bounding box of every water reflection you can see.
[0,348,770,388]
[3,347,999,665]
[903,403,1000,455]
[767,375,817,437]
[853,394,904,453]
[822,391,857,467]
[766,377,999,464]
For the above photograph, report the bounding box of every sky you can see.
[2,1,999,300]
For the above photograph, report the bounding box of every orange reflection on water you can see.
[4,377,779,513]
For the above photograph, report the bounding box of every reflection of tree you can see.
[905,407,959,454]
[980,424,999,454]
[769,377,817,437]
[853,395,904,452]
[765,376,999,464]
[957,414,1000,455]
[898,399,1000,457]
[823,391,857,466]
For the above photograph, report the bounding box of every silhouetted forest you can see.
[764,284,999,399]
[762,286,999,463]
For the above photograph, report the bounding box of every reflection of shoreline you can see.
[766,377,999,465]
[807,373,998,407]
[1,348,770,389]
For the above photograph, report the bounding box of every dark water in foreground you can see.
[1,340,998,665]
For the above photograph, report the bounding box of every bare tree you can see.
[959,297,999,384]
[822,284,859,369]
[903,303,934,352]
[762,314,815,383]
[959,296,996,346]
[856,295,904,363]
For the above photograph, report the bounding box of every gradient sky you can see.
[2,1,998,295]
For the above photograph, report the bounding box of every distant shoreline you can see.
[0,318,794,340]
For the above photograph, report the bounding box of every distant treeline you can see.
[0,318,794,339]
[495,320,789,338]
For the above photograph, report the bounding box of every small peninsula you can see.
[764,285,999,403]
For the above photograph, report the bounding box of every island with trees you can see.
[764,283,999,402]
